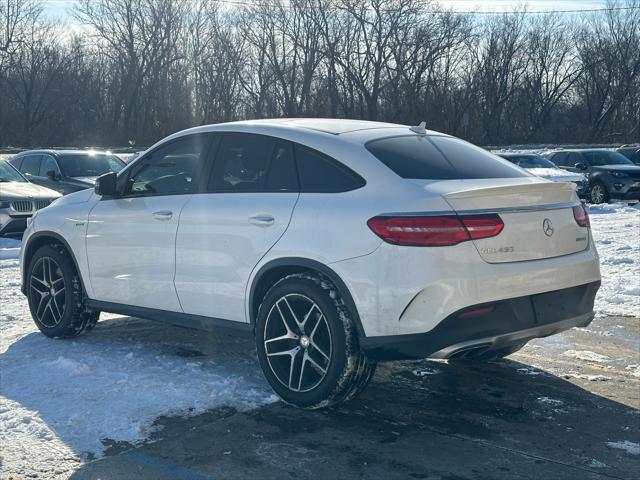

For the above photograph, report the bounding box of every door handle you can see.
[249,215,275,227]
[153,210,173,220]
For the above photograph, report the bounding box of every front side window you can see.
[39,155,61,177]
[20,155,42,176]
[58,153,125,178]
[126,136,208,196]
[209,134,275,192]
[366,135,527,180]
[550,152,568,166]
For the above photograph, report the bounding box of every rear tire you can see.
[255,273,376,409]
[589,182,609,204]
[26,245,99,338]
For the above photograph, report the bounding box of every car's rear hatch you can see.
[424,178,589,263]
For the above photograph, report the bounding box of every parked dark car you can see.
[0,159,61,237]
[545,149,640,203]
[617,145,640,165]
[9,150,126,195]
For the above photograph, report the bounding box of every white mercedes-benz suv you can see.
[20,119,601,408]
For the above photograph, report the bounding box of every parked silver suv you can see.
[0,160,61,237]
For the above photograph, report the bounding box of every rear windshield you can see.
[58,154,125,178]
[366,135,528,180]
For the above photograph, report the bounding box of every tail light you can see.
[367,214,504,247]
[572,204,590,228]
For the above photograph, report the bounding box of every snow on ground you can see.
[0,258,276,479]
[0,201,638,478]
[0,237,21,260]
[588,203,640,317]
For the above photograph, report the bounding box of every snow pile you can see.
[563,350,611,363]
[0,237,21,260]
[606,441,640,456]
[0,259,276,478]
[588,203,640,316]
[526,167,584,181]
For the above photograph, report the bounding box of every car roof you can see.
[498,153,541,157]
[15,149,114,157]
[168,118,443,142]
[207,118,424,135]
[551,149,615,153]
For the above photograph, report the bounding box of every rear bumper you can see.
[360,281,600,360]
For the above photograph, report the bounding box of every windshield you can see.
[58,153,125,177]
[583,151,634,166]
[0,160,28,183]
[502,154,558,169]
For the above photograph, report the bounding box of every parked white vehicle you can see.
[19,119,601,408]
[497,153,589,198]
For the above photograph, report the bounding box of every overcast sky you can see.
[41,0,620,20]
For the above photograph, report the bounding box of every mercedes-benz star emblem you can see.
[542,218,554,237]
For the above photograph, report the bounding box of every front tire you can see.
[27,245,99,338]
[255,273,376,409]
[589,181,609,204]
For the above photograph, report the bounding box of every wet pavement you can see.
[67,315,639,480]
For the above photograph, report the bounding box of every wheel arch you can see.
[21,231,87,296]
[248,257,366,338]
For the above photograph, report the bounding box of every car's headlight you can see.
[0,199,10,208]
[611,171,628,178]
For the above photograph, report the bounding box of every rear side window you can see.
[39,155,61,177]
[9,156,23,170]
[265,142,298,191]
[366,136,527,180]
[20,155,42,176]
[295,146,364,192]
[551,152,568,166]
[209,134,275,192]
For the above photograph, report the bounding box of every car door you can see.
[86,134,212,311]
[174,133,300,322]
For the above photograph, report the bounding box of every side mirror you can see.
[46,170,60,181]
[95,172,118,197]
[575,162,588,171]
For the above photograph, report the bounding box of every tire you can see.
[255,273,376,409]
[26,244,99,338]
[589,181,609,204]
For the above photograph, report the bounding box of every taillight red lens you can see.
[460,215,505,240]
[573,204,590,228]
[367,214,503,247]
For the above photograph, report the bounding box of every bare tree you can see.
[0,0,41,56]
[576,0,640,140]
[74,0,189,144]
